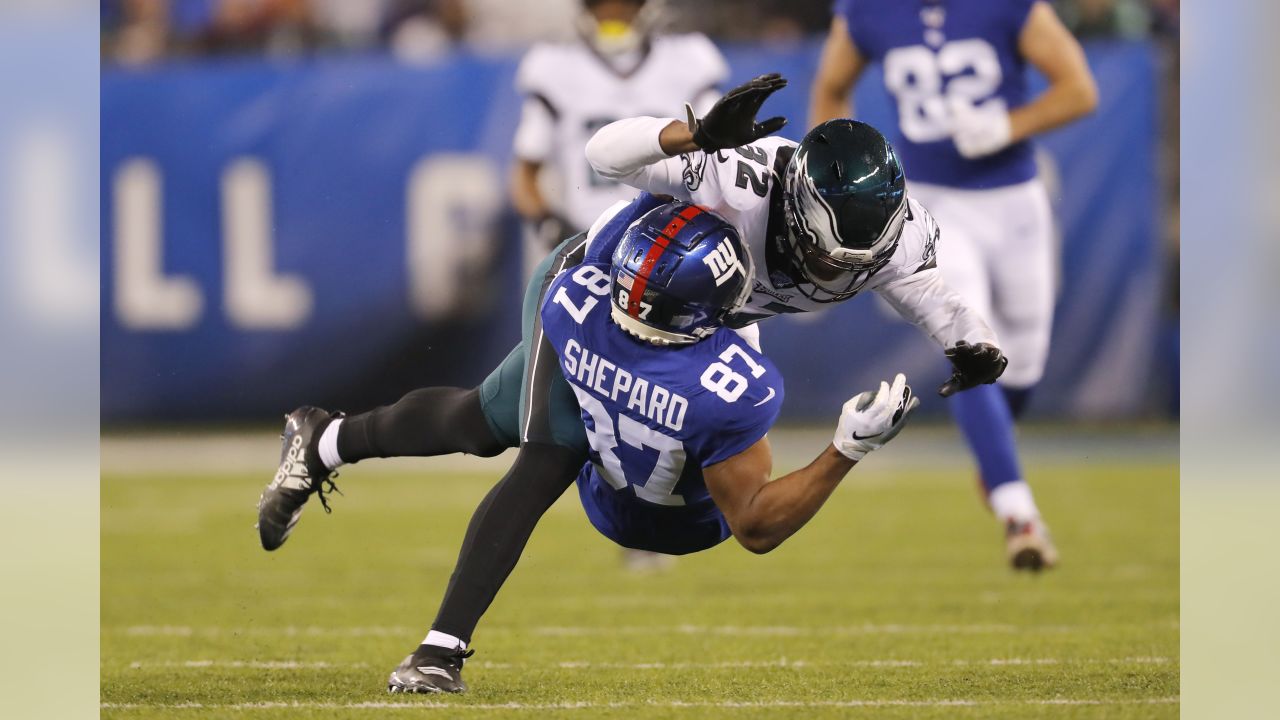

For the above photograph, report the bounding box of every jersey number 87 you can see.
[556,266,767,505]
[577,341,765,508]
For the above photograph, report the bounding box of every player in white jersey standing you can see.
[510,0,726,249]
[509,0,726,569]
[809,0,1098,569]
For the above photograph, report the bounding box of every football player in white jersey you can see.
[586,75,1005,388]
[510,0,726,250]
[808,0,1099,569]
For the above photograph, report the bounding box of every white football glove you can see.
[833,373,920,461]
[950,100,1012,159]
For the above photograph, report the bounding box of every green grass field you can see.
[101,428,1178,719]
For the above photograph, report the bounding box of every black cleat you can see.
[256,406,342,551]
[387,644,475,694]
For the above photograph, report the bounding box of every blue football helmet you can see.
[609,202,752,346]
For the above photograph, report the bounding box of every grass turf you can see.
[102,448,1177,719]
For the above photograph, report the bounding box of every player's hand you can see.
[938,341,1008,397]
[950,100,1012,159]
[685,73,788,152]
[833,373,919,461]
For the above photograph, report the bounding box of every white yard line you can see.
[127,660,368,670]
[101,697,1180,710]
[117,625,409,637]
[123,657,1173,671]
[533,623,1023,636]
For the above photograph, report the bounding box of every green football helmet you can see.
[782,119,908,302]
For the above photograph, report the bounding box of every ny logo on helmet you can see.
[703,238,746,286]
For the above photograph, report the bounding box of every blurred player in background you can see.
[810,0,1099,568]
[387,198,919,693]
[509,0,726,568]
[510,0,726,251]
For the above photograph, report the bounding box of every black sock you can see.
[336,387,506,462]
[430,442,585,643]
[413,643,466,661]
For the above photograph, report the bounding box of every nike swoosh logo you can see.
[850,431,878,440]
[753,387,776,407]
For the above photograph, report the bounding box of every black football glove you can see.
[684,73,788,152]
[938,341,1008,397]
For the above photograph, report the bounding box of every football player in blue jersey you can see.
[810,0,1099,569]
[384,198,918,693]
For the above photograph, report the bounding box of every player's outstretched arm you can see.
[875,269,1006,395]
[585,116,691,195]
[585,74,789,188]
[704,375,918,554]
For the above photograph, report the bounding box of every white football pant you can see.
[909,179,1056,389]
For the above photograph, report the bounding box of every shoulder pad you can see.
[515,43,568,95]
[896,199,940,275]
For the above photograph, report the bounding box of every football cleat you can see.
[387,645,475,694]
[1005,518,1059,572]
[256,406,342,551]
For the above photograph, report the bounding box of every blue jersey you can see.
[581,193,668,265]
[836,0,1039,189]
[540,260,784,555]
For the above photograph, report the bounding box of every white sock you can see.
[989,480,1039,523]
[318,419,345,471]
[423,630,466,651]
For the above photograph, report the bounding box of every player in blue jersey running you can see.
[810,0,1099,569]
[385,199,918,693]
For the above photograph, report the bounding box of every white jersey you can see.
[585,117,997,351]
[513,34,727,232]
